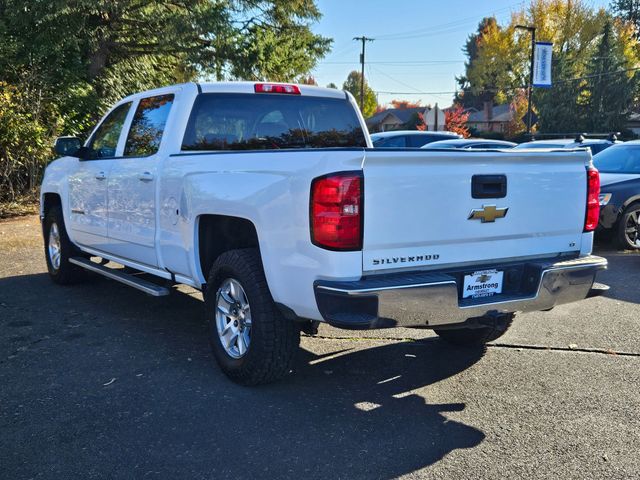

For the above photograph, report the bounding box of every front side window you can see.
[87,102,132,159]
[181,94,366,151]
[124,94,174,157]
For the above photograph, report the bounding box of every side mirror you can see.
[53,136,82,157]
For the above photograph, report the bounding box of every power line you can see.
[373,65,640,97]
[369,65,424,93]
[319,60,464,65]
[373,1,525,41]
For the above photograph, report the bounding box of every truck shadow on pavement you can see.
[0,272,485,479]
[592,249,640,304]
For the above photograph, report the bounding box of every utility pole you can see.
[353,36,374,113]
[516,25,536,135]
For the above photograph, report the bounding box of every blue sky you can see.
[311,0,610,108]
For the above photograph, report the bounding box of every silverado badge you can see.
[468,205,508,223]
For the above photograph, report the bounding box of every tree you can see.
[503,89,532,138]
[444,104,471,138]
[390,99,422,109]
[0,0,331,129]
[611,0,640,37]
[342,71,377,117]
[456,17,505,110]
[458,0,640,133]
[584,20,637,132]
[0,0,332,204]
[535,50,588,133]
[326,82,338,89]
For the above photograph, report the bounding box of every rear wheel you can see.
[434,314,513,347]
[616,203,640,250]
[204,248,299,385]
[43,206,87,284]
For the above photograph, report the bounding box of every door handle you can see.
[95,171,106,180]
[138,172,154,182]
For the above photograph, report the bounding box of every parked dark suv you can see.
[594,141,640,249]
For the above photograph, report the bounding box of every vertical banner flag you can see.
[533,42,553,87]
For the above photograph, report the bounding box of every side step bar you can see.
[69,257,170,297]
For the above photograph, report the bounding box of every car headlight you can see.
[599,193,612,206]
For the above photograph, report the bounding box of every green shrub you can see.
[0,82,61,202]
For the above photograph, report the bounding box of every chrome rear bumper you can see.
[314,255,608,329]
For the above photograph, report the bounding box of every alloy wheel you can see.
[215,278,252,359]
[48,222,62,271]
[624,208,640,248]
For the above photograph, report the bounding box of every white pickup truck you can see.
[41,82,607,385]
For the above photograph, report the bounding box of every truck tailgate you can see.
[362,149,590,272]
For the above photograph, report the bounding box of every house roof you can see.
[467,104,512,123]
[366,107,427,126]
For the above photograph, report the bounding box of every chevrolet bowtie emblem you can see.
[468,205,508,223]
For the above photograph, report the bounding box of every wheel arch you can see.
[622,195,640,210]
[42,192,62,216]
[196,214,262,288]
[41,192,62,234]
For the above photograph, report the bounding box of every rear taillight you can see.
[584,167,600,232]
[310,172,363,250]
[254,83,301,94]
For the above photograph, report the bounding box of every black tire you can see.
[616,202,640,250]
[434,314,514,347]
[43,205,87,284]
[204,248,300,385]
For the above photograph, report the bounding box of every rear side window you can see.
[407,135,428,147]
[87,102,132,159]
[181,93,366,150]
[373,136,407,148]
[124,94,174,156]
[587,143,610,155]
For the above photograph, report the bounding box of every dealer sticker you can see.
[462,269,504,299]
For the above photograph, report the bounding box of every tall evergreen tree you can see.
[455,17,500,110]
[585,20,635,132]
[535,51,588,133]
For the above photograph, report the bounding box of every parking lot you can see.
[1,215,639,479]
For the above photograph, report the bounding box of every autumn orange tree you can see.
[503,90,532,139]
[445,104,470,138]
[390,99,422,109]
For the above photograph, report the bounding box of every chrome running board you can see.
[69,257,170,297]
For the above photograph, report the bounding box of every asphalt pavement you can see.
[1,215,639,479]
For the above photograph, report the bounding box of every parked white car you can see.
[41,82,607,384]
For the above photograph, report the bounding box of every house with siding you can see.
[466,103,513,134]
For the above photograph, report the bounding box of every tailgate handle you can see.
[472,175,507,199]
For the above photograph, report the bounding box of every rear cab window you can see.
[181,93,366,151]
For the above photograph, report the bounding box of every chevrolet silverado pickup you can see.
[41,82,607,385]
